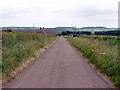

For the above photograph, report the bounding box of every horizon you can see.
[0,26,117,28]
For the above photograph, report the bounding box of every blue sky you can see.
[0,0,119,28]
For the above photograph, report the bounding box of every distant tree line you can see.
[58,30,120,36]
[95,30,119,36]
[39,27,45,30]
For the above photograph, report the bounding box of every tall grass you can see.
[2,31,56,84]
[67,35,120,87]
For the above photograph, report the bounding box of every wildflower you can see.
[109,51,113,53]
[106,54,109,55]
[100,52,106,55]
[19,44,21,46]
[23,46,25,49]
[102,52,106,55]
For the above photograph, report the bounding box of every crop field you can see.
[2,31,56,84]
[67,35,120,87]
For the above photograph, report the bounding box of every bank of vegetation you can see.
[67,35,120,87]
[2,31,56,84]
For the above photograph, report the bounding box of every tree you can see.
[40,27,42,30]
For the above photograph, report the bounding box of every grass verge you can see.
[67,35,120,87]
[2,31,56,84]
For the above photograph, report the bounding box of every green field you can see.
[67,35,120,87]
[2,31,56,84]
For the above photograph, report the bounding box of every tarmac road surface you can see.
[4,37,112,88]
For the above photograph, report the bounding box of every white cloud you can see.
[0,0,119,27]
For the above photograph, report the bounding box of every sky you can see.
[0,0,119,28]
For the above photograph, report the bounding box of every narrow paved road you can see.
[5,37,112,88]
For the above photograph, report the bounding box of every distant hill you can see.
[1,27,38,30]
[80,26,107,29]
[46,27,73,31]
[1,26,75,31]
[1,26,117,31]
